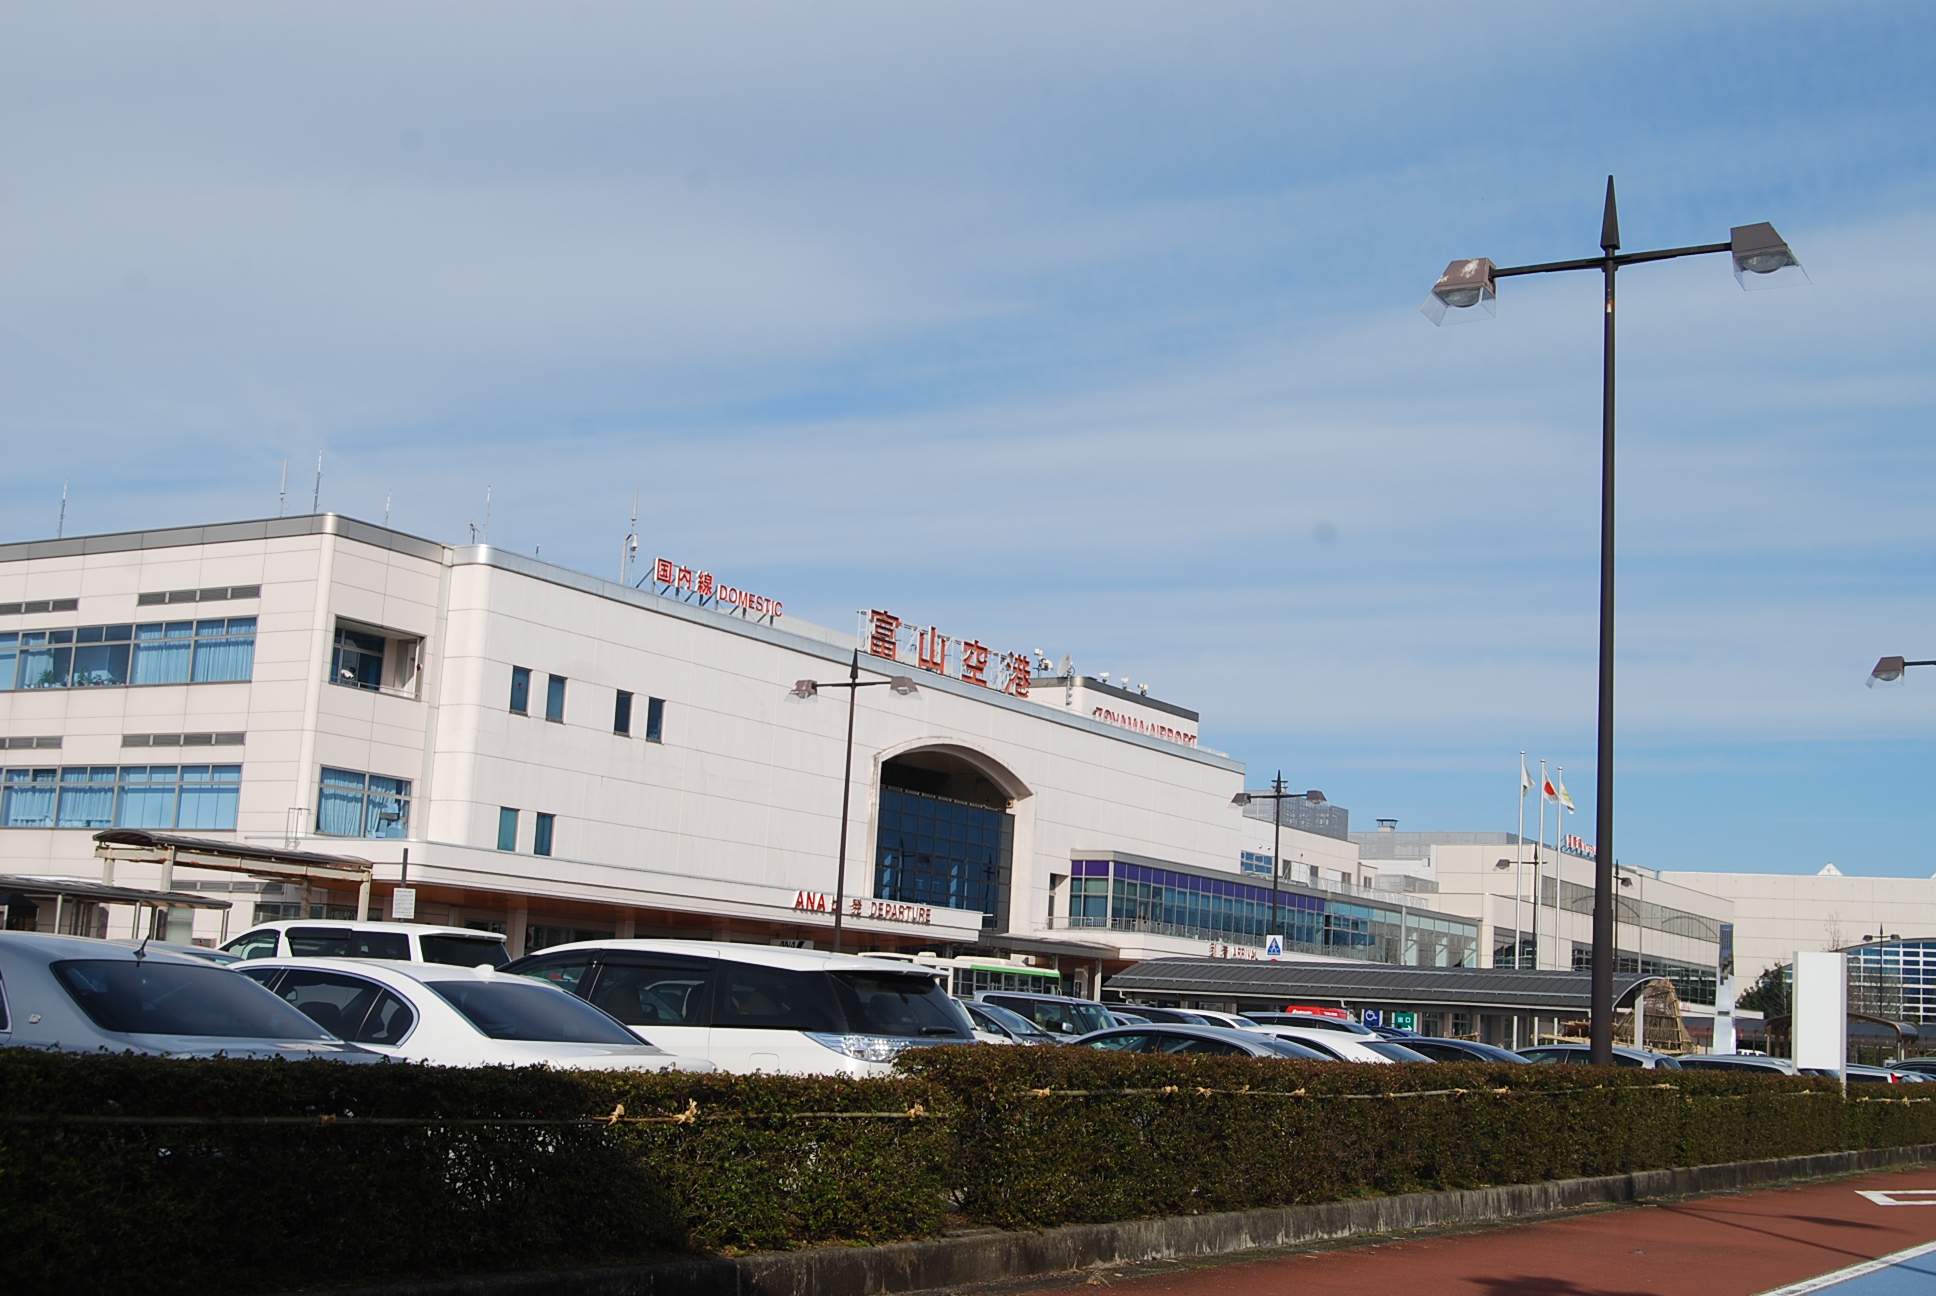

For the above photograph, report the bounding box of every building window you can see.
[614,690,633,736]
[509,666,530,714]
[645,697,665,742]
[497,807,519,851]
[533,811,555,857]
[0,619,256,692]
[331,628,385,691]
[1,764,241,831]
[545,675,566,722]
[875,787,1013,923]
[316,767,411,838]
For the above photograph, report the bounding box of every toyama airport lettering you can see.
[1091,706,1198,746]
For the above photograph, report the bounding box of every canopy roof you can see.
[0,872,232,912]
[1107,958,1665,1013]
[93,829,373,885]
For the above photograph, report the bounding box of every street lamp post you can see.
[790,651,920,954]
[1231,774,1326,949]
[1867,657,1936,688]
[1425,178,1804,1065]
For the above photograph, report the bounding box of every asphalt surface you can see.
[1011,1167,1936,1296]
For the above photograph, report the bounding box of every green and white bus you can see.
[860,951,1064,999]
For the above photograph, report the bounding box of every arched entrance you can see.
[874,747,1022,933]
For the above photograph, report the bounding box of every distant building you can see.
[1354,827,1731,1010]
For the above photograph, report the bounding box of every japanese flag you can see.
[1542,774,1558,802]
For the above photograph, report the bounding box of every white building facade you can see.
[0,514,1470,988]
[1355,829,1732,1008]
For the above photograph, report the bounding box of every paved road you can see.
[1022,1168,1936,1296]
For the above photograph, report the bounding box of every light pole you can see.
[1425,179,1804,1065]
[1867,656,1936,688]
[1231,774,1326,949]
[789,650,920,953]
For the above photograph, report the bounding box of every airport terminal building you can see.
[0,513,1474,991]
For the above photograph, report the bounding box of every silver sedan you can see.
[0,931,378,1062]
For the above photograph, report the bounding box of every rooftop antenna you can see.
[384,490,392,527]
[311,452,322,515]
[483,485,491,543]
[56,481,67,539]
[622,489,639,584]
[278,459,288,517]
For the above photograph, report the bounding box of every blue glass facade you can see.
[1059,858,1476,966]
[874,787,1014,928]
[1847,939,1936,1024]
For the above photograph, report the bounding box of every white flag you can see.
[1520,757,1532,795]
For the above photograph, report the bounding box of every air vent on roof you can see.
[0,599,80,616]
[135,585,260,607]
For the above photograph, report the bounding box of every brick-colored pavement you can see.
[1018,1168,1936,1296]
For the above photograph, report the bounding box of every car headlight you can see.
[804,1033,918,1064]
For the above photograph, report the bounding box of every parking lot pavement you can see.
[1017,1168,1936,1296]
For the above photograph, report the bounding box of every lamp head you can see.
[1231,792,1252,807]
[1731,223,1808,290]
[888,676,920,696]
[789,680,819,699]
[1421,258,1498,325]
[1867,656,1907,689]
[1304,790,1326,803]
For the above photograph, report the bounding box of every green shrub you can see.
[899,1048,1923,1229]
[4,1046,1933,1295]
[0,1051,946,1295]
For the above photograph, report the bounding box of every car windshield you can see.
[974,1000,1056,1039]
[988,995,1115,1035]
[1365,1041,1433,1063]
[52,959,333,1039]
[420,934,510,968]
[427,977,643,1043]
[830,971,971,1038]
[285,928,410,960]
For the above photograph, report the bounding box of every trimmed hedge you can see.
[897,1048,1929,1228]
[0,1051,946,1294]
[4,1047,1935,1294]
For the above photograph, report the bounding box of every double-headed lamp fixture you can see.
[1421,225,1806,326]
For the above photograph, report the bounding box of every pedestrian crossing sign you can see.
[1265,934,1284,959]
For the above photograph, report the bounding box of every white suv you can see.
[222,921,509,967]
[505,939,977,1077]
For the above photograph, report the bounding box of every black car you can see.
[1110,1005,1214,1025]
[1519,1044,1682,1069]
[1399,1037,1530,1064]
[977,991,1120,1037]
[1075,1024,1329,1059]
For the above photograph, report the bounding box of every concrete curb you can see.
[299,1144,1936,1296]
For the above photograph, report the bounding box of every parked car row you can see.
[12,928,1930,1080]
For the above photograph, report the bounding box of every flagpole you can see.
[1554,765,1566,974]
[1537,759,1549,970]
[1515,752,1527,970]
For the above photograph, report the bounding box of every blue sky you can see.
[3,3,1933,876]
